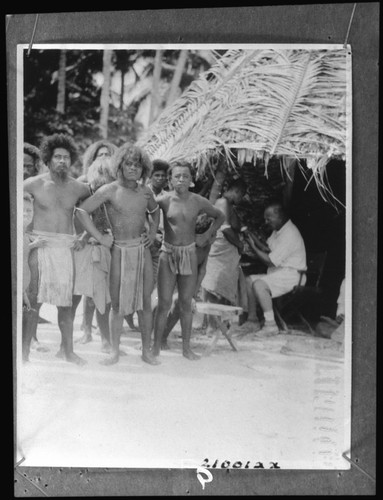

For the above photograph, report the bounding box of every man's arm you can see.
[214,197,230,225]
[75,184,114,247]
[77,180,92,202]
[198,196,225,235]
[246,236,274,267]
[144,189,160,247]
[73,182,92,242]
[245,230,270,253]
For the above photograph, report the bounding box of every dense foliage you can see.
[23,48,211,176]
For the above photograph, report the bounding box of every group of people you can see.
[22,132,308,367]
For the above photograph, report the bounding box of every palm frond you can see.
[139,48,348,203]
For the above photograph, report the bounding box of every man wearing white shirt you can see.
[244,202,307,337]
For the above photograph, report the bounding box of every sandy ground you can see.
[17,300,350,470]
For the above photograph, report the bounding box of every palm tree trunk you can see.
[119,70,125,110]
[149,50,162,124]
[166,50,188,106]
[100,49,113,139]
[56,50,66,114]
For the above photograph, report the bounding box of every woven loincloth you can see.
[73,241,111,314]
[114,238,145,316]
[161,241,195,275]
[32,230,76,307]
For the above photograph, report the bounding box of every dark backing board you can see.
[8,4,378,496]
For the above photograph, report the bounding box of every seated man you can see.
[242,201,307,337]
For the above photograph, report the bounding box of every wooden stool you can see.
[195,302,243,355]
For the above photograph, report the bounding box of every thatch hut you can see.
[139,47,348,319]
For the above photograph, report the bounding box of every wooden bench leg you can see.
[204,329,221,356]
[218,320,238,352]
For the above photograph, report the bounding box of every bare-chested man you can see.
[152,162,225,360]
[23,133,93,365]
[75,144,160,366]
[159,215,217,350]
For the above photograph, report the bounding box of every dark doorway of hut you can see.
[283,158,346,335]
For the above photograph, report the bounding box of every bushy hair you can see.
[40,133,78,165]
[24,143,42,166]
[151,159,170,176]
[195,213,213,234]
[87,157,116,190]
[82,140,117,175]
[113,144,152,183]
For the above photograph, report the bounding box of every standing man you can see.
[72,153,116,352]
[23,133,94,364]
[152,162,225,360]
[159,215,216,351]
[24,143,43,180]
[75,144,160,366]
[244,201,306,337]
[147,159,169,284]
[75,140,118,338]
[23,142,51,351]
[124,159,170,331]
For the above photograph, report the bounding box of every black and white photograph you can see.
[16,42,352,469]
[8,6,377,496]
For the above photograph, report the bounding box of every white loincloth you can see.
[32,230,76,307]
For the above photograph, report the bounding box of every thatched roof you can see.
[138,48,348,201]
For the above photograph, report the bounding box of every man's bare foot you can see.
[55,348,65,359]
[75,333,93,344]
[31,338,50,352]
[101,341,112,353]
[65,352,87,366]
[151,345,160,357]
[183,348,200,360]
[161,341,170,351]
[142,351,161,365]
[119,349,127,357]
[100,353,119,365]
